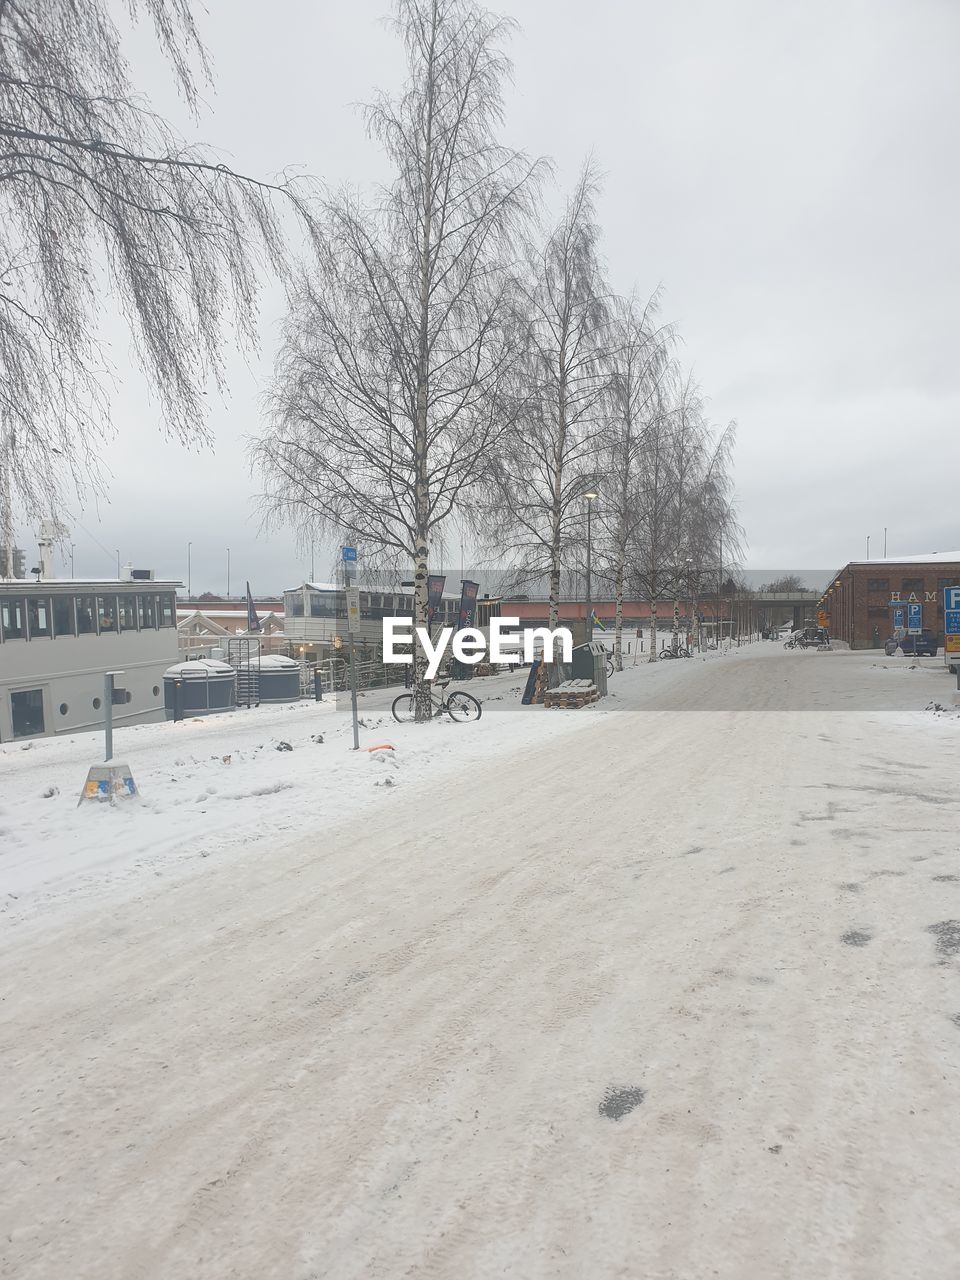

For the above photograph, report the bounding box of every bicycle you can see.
[658,644,691,659]
[391,680,482,723]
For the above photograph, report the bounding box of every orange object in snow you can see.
[366,743,395,753]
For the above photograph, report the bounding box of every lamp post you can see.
[866,534,870,561]
[187,541,192,598]
[69,544,75,577]
[585,491,598,639]
[226,547,231,597]
[115,549,120,578]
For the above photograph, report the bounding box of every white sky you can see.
[16,0,960,593]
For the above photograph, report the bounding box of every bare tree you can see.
[481,165,609,630]
[595,289,672,669]
[255,0,541,719]
[0,0,310,533]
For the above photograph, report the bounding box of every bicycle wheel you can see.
[658,649,674,660]
[391,693,416,722]
[606,657,615,676]
[446,691,482,722]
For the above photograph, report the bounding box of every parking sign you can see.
[907,602,922,634]
[945,587,960,659]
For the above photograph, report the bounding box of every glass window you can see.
[118,595,138,632]
[288,591,305,617]
[866,578,889,592]
[27,597,52,638]
[98,595,118,632]
[1,597,26,639]
[53,595,75,638]
[159,594,175,627]
[138,594,156,629]
[11,688,44,738]
[76,595,97,634]
[902,578,924,592]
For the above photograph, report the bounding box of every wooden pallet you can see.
[543,679,599,709]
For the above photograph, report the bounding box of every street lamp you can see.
[584,491,598,639]
[226,547,231,597]
[187,541,192,598]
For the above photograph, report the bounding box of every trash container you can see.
[571,641,608,696]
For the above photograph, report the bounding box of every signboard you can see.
[892,607,904,630]
[345,586,360,630]
[457,579,480,629]
[427,574,446,627]
[945,587,960,658]
[907,602,922,635]
[341,546,357,562]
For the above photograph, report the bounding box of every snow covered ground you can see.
[2,645,960,1278]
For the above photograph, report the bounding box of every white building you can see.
[0,576,180,741]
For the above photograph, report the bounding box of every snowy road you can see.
[3,647,960,1279]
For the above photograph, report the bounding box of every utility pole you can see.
[866,534,870,560]
[115,549,120,578]
[585,492,598,639]
[226,547,231,596]
[187,541,192,597]
[883,527,887,557]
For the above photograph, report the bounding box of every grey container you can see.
[237,654,302,704]
[163,658,237,719]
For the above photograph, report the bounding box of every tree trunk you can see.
[614,560,624,671]
[647,564,658,662]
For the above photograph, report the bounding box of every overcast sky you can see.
[18,0,960,593]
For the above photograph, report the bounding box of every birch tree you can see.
[255,0,540,720]
[482,166,609,629]
[596,290,672,670]
[0,0,307,531]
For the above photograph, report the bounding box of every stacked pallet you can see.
[543,679,599,709]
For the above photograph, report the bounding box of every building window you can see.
[11,688,44,738]
[866,578,889,592]
[309,593,331,617]
[287,592,304,617]
[902,578,924,592]
[138,594,157,629]
[938,577,958,591]
[1,597,26,640]
[53,595,75,638]
[98,595,118,632]
[159,594,175,627]
[118,595,138,632]
[27,597,53,639]
[76,595,97,635]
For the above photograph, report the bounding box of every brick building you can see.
[819,552,960,650]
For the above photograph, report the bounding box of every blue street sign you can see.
[945,586,960,612]
[341,546,357,562]
[946,613,960,635]
[893,607,904,629]
[907,602,922,634]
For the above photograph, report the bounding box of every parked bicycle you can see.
[391,680,482,723]
[658,644,691,659]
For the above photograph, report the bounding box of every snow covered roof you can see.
[847,551,960,565]
[163,659,235,679]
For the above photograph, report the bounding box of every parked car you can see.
[884,628,938,657]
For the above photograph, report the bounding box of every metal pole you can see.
[883,527,887,557]
[586,499,593,639]
[866,535,870,560]
[104,672,113,762]
[227,547,231,596]
[187,542,192,597]
[348,631,360,750]
[70,544,75,576]
[116,549,120,577]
